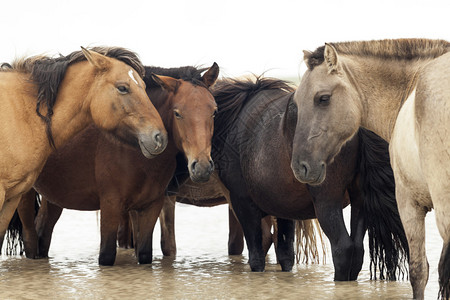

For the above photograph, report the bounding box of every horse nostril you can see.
[191,160,198,173]
[299,161,310,177]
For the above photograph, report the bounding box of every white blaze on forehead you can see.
[128,69,139,86]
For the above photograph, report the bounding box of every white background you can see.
[1,0,449,79]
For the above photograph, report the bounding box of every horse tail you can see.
[357,127,409,280]
[3,191,41,255]
[439,242,450,300]
[295,219,327,264]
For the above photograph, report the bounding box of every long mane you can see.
[307,38,450,70]
[212,76,295,155]
[0,46,145,148]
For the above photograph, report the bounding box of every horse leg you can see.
[228,207,244,255]
[229,193,265,271]
[34,197,63,258]
[117,211,133,249]
[132,197,165,264]
[396,184,428,300]
[159,195,176,256]
[275,218,295,271]
[0,194,22,253]
[17,190,39,258]
[348,182,365,281]
[98,202,120,266]
[435,206,450,300]
[262,216,273,256]
[311,192,354,281]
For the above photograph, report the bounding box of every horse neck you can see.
[48,62,94,149]
[344,56,427,142]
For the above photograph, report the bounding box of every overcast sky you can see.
[1,0,449,79]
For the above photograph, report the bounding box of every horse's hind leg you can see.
[35,198,63,258]
[396,184,428,300]
[228,207,244,255]
[159,195,176,256]
[275,218,295,271]
[17,190,39,258]
[432,202,450,299]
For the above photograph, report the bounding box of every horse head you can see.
[81,47,168,158]
[291,44,361,185]
[152,62,219,182]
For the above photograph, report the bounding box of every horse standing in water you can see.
[0,47,166,251]
[18,64,219,265]
[211,77,408,280]
[290,39,450,299]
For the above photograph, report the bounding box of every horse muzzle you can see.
[291,158,326,186]
[138,129,168,158]
[188,158,214,183]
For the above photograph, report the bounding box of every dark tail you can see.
[357,128,409,280]
[3,191,41,255]
[439,242,450,300]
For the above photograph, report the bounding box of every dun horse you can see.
[210,76,408,280]
[0,47,166,251]
[17,64,219,265]
[291,39,450,299]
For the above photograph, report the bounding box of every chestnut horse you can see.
[0,47,166,252]
[290,39,450,299]
[211,77,408,280]
[17,64,219,265]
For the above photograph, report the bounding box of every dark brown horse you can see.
[17,64,219,266]
[209,76,408,280]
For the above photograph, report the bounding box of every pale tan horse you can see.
[0,47,167,249]
[290,39,450,299]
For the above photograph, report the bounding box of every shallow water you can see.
[0,205,441,299]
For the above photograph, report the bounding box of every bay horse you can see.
[0,47,166,252]
[290,39,450,299]
[17,63,219,265]
[211,76,408,280]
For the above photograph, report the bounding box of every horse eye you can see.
[174,110,182,119]
[117,86,129,94]
[317,94,331,106]
[212,109,218,118]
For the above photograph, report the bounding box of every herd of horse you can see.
[0,38,448,299]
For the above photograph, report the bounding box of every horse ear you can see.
[201,62,219,88]
[80,47,109,71]
[324,43,340,74]
[303,50,313,70]
[151,74,180,93]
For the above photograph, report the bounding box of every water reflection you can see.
[0,204,441,299]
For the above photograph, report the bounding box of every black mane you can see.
[212,76,295,155]
[143,66,208,88]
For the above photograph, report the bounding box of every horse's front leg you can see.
[17,190,39,258]
[348,183,365,281]
[131,197,164,264]
[275,218,295,271]
[310,189,354,281]
[229,192,265,271]
[0,193,22,254]
[99,199,121,266]
[159,195,176,256]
